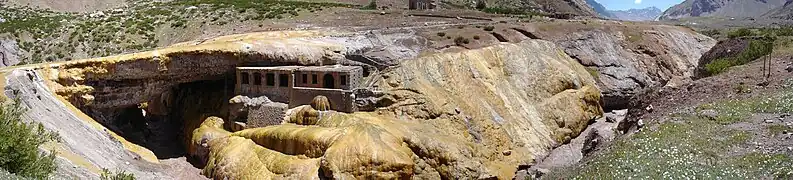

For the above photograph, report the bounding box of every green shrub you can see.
[0,99,59,179]
[475,0,486,10]
[436,32,445,37]
[454,36,470,45]
[362,0,377,10]
[483,26,495,31]
[700,29,720,37]
[728,28,754,38]
[101,169,136,180]
[705,40,773,75]
[473,35,480,40]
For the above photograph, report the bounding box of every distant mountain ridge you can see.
[608,7,662,21]
[659,0,788,20]
[582,0,661,21]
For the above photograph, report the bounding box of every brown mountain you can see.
[659,0,788,20]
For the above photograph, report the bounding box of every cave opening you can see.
[84,75,236,163]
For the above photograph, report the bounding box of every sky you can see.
[595,0,685,11]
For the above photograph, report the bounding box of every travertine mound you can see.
[370,40,603,176]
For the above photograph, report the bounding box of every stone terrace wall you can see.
[289,87,356,112]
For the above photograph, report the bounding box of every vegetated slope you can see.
[608,7,662,21]
[460,0,598,16]
[2,0,125,12]
[659,0,788,20]
[0,0,355,65]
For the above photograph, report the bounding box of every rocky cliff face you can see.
[659,0,788,20]
[532,21,716,109]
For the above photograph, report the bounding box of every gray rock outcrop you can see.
[542,24,716,109]
[0,38,21,67]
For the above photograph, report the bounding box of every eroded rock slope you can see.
[533,22,716,109]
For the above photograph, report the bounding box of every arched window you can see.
[323,74,335,89]
[241,72,250,85]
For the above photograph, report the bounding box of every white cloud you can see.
[634,0,642,4]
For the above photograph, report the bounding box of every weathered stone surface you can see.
[538,23,716,109]
[0,38,21,67]
[373,40,604,176]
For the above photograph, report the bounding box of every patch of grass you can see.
[704,39,774,76]
[625,31,644,43]
[697,89,793,125]
[101,169,136,180]
[585,67,600,81]
[767,124,792,135]
[735,82,752,94]
[480,7,546,17]
[557,114,793,179]
[0,99,60,179]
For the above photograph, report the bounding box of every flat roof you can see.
[237,66,302,71]
[237,65,362,72]
[297,65,362,72]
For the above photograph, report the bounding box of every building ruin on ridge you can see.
[409,0,436,10]
[235,65,363,113]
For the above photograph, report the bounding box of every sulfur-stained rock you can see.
[372,39,604,177]
[310,95,331,111]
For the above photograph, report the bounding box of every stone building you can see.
[409,0,435,10]
[235,65,363,113]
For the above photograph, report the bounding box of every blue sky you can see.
[595,0,685,11]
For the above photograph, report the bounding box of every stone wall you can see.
[289,87,356,112]
[247,102,287,128]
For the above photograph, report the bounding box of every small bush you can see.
[457,25,464,29]
[362,0,377,10]
[473,35,480,40]
[101,169,136,180]
[728,28,754,38]
[483,26,495,31]
[436,32,446,37]
[475,0,486,10]
[454,36,470,45]
[0,99,59,179]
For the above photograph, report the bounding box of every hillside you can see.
[2,0,125,12]
[764,0,793,19]
[659,0,788,20]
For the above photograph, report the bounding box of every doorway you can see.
[323,74,335,89]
